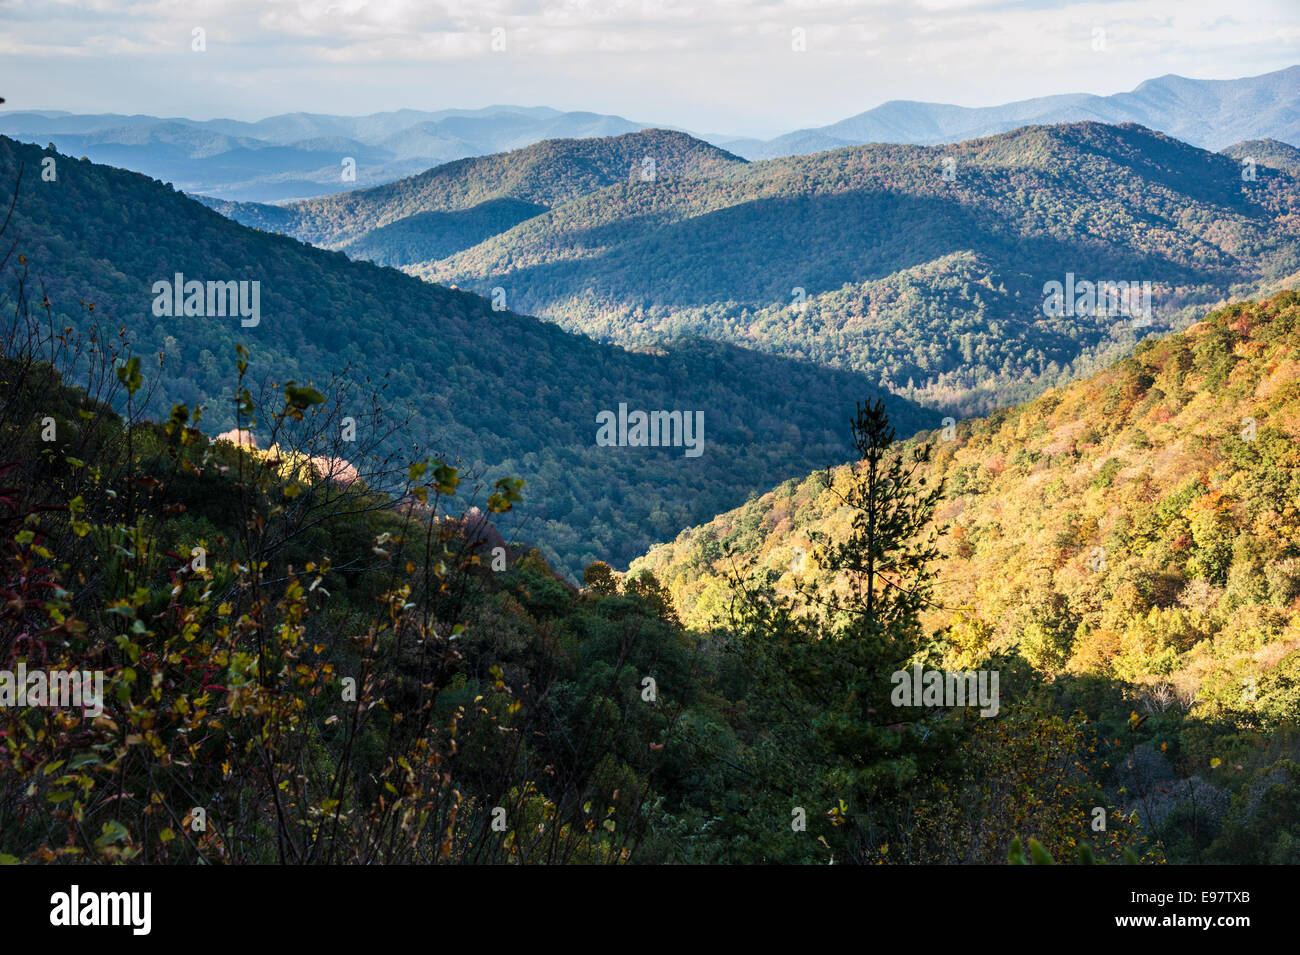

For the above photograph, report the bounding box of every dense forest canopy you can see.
[0,133,927,578]
[5,290,1297,865]
[206,121,1300,420]
[211,122,1300,418]
[408,123,1300,414]
[632,291,1300,863]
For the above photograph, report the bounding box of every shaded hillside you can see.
[338,198,548,267]
[210,129,745,251]
[418,123,1300,415]
[0,134,918,577]
[1222,138,1300,178]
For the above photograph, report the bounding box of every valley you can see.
[0,133,922,578]
[3,30,1299,877]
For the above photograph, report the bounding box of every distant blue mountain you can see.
[723,66,1300,159]
[0,106,649,202]
[7,66,1298,200]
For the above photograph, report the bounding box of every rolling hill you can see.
[1221,138,1300,178]
[0,134,920,577]
[205,129,744,258]
[407,122,1300,416]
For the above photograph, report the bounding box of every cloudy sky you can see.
[1,0,1296,137]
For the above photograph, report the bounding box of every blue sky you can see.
[1,0,1297,137]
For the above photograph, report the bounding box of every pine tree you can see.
[725,398,950,863]
[803,397,943,642]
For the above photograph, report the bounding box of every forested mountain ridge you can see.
[206,129,744,255]
[415,122,1300,415]
[628,290,1300,862]
[6,124,1300,870]
[0,133,917,577]
[633,290,1300,714]
[1221,138,1300,178]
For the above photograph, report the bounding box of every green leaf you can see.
[1007,837,1026,865]
[284,383,326,408]
[1027,839,1056,866]
[95,820,129,847]
[116,356,143,396]
[432,461,459,495]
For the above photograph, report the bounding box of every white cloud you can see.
[0,0,1295,136]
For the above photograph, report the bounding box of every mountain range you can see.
[0,133,920,578]
[724,66,1300,159]
[419,121,1300,414]
[0,106,655,202]
[6,65,1300,869]
[10,91,1300,575]
[5,66,1298,202]
[199,129,742,254]
[207,121,1300,416]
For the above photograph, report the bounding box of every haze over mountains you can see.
[5,66,1296,202]
[7,65,1300,575]
[0,106,655,202]
[726,66,1300,159]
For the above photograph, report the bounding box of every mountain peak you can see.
[735,64,1300,159]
